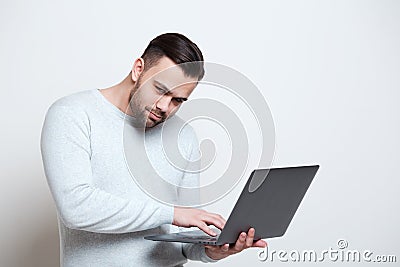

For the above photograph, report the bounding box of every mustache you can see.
[145,107,165,119]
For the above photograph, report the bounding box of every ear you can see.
[131,58,145,83]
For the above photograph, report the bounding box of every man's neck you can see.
[99,74,134,114]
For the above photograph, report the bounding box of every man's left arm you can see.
[177,129,220,263]
[178,128,267,262]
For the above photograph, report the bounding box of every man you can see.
[41,33,266,266]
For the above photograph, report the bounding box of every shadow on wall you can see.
[17,205,60,267]
[0,163,61,267]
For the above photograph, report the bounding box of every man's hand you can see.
[173,207,226,236]
[204,228,267,260]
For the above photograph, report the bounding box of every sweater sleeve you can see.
[178,130,219,263]
[40,103,173,233]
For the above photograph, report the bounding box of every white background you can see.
[1,0,399,266]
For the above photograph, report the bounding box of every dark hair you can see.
[140,33,205,80]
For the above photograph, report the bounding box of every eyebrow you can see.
[154,80,188,101]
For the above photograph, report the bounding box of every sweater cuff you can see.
[159,204,174,225]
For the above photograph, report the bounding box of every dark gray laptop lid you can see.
[216,165,319,245]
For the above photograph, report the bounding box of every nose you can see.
[155,95,171,113]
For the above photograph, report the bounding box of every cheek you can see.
[168,105,180,116]
[140,88,160,106]
[133,90,154,108]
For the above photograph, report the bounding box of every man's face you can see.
[129,57,198,128]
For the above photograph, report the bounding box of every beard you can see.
[128,75,167,128]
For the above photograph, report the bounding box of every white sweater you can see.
[40,89,217,266]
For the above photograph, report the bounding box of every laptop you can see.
[144,165,319,245]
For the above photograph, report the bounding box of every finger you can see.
[221,243,229,252]
[203,211,225,223]
[197,222,217,236]
[252,239,268,248]
[203,213,226,230]
[234,232,247,251]
[245,228,255,247]
[213,214,226,227]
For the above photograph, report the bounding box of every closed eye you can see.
[154,83,187,103]
[155,86,168,94]
[173,98,186,104]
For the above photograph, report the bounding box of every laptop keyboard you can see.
[177,229,220,241]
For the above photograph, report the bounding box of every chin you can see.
[145,120,158,128]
